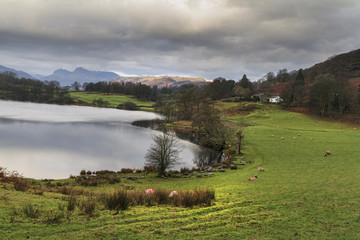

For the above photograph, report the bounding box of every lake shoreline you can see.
[0,100,200,180]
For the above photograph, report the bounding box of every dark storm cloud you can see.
[1,0,360,80]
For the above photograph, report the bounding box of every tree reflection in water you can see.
[193,147,223,168]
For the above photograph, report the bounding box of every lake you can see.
[0,100,201,179]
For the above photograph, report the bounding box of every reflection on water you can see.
[193,147,222,168]
[0,100,200,179]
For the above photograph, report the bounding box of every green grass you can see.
[69,91,154,111]
[0,103,359,239]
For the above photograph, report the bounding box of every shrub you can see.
[103,190,131,213]
[0,167,6,178]
[95,170,116,175]
[43,210,64,224]
[212,162,220,168]
[13,179,29,191]
[117,102,138,110]
[9,207,19,223]
[34,186,45,195]
[58,186,72,195]
[80,198,96,216]
[222,160,231,166]
[230,165,238,170]
[75,175,108,186]
[130,191,145,205]
[154,188,169,205]
[107,175,121,185]
[99,188,216,211]
[195,188,215,206]
[180,167,191,175]
[67,196,77,212]
[22,203,40,218]
[191,167,201,172]
[179,188,215,208]
[167,170,179,175]
[92,98,109,107]
[0,168,29,191]
[120,168,134,174]
[144,166,157,173]
[179,191,195,208]
[80,169,86,176]
[43,211,65,224]
[144,193,154,207]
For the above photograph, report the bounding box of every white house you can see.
[269,96,283,103]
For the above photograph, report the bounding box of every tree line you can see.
[0,72,74,104]
[84,81,157,100]
[278,70,358,117]
[252,68,360,117]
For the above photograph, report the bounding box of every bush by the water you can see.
[0,167,29,191]
[117,102,138,110]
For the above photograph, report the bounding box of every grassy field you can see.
[0,103,359,239]
[69,91,155,111]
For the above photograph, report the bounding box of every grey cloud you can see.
[0,0,360,80]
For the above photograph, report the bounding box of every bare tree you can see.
[145,132,183,176]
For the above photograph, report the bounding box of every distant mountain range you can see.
[40,67,121,86]
[0,65,207,88]
[0,65,35,79]
[111,75,207,88]
[2,48,359,89]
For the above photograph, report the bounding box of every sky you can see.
[1,0,360,81]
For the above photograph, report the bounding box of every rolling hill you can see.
[258,48,360,96]
[111,75,207,88]
[303,48,360,82]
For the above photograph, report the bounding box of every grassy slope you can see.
[1,104,359,239]
[69,91,154,111]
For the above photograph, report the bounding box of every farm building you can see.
[269,96,283,103]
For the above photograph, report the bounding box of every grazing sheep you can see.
[258,167,265,171]
[324,150,331,157]
[169,190,178,197]
[145,189,155,194]
[293,137,296,140]
[281,137,284,140]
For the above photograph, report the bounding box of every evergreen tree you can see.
[292,69,305,106]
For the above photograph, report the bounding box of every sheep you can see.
[169,190,178,197]
[248,176,257,181]
[145,189,155,194]
[324,150,331,157]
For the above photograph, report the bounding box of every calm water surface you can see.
[0,100,200,179]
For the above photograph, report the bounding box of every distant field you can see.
[69,91,154,111]
[0,103,359,239]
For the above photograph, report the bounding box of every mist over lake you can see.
[0,100,200,179]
